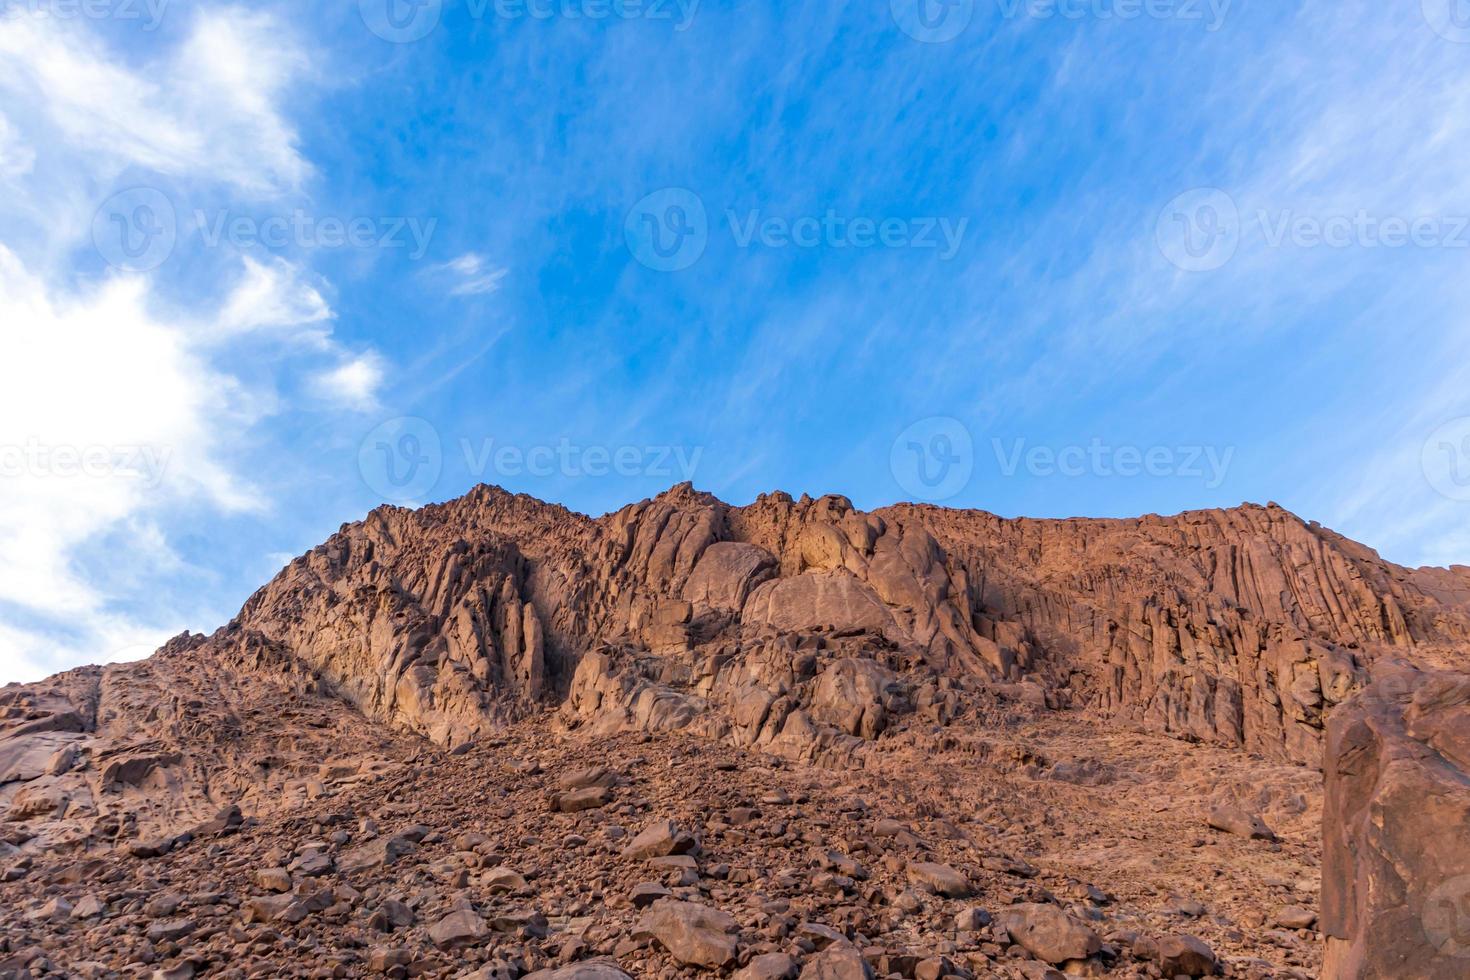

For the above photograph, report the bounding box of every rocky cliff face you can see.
[2,483,1468,979]
[195,485,1470,768]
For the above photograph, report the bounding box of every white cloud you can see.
[0,245,254,621]
[442,252,508,296]
[215,255,334,342]
[0,6,311,196]
[0,113,35,180]
[314,352,386,413]
[0,8,385,684]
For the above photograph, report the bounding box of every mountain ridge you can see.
[4,483,1470,978]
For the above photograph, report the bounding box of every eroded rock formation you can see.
[1322,663,1470,978]
[2,483,1468,978]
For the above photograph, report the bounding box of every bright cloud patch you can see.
[0,8,386,683]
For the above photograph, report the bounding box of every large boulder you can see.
[798,943,873,979]
[635,898,739,968]
[742,570,897,637]
[998,904,1101,965]
[1156,934,1218,976]
[1323,666,1470,979]
[683,542,777,612]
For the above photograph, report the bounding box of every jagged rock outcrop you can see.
[6,486,1470,841]
[1322,663,1470,978]
[3,482,1469,977]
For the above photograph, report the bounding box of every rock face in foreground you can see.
[1323,664,1470,978]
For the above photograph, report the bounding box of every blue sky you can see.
[2,0,1469,683]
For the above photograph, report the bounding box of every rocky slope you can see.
[2,484,1468,979]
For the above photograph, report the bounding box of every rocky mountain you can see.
[3,484,1468,979]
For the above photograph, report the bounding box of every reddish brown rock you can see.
[635,898,739,968]
[1,484,1468,979]
[1323,665,1470,979]
[998,904,1101,965]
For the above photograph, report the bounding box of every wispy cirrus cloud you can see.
[440,252,508,296]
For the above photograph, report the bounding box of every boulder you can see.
[998,904,1101,965]
[636,898,739,968]
[522,964,633,980]
[1274,905,1317,929]
[429,909,490,949]
[742,570,897,638]
[736,952,799,980]
[798,943,874,979]
[907,862,971,898]
[1155,934,1218,976]
[621,819,696,860]
[555,785,613,812]
[1207,805,1276,841]
[339,833,417,872]
[683,542,777,612]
